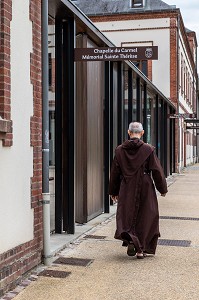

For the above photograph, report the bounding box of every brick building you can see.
[0,0,43,295]
[76,0,198,170]
[0,0,180,295]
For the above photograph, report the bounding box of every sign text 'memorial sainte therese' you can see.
[74,46,158,62]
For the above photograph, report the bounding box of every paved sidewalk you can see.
[2,165,199,300]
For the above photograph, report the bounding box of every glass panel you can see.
[112,62,118,152]
[49,53,52,88]
[146,93,152,144]
[132,0,143,7]
[141,61,148,77]
[133,61,140,68]
[49,111,55,166]
[132,75,137,122]
[157,100,162,158]
[123,70,128,140]
[48,17,55,167]
[48,16,55,232]
[151,96,156,147]
[141,84,144,124]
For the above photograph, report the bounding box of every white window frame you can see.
[130,0,144,8]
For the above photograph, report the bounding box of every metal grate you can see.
[187,166,199,170]
[160,216,199,221]
[38,270,71,278]
[53,257,93,267]
[158,239,191,247]
[84,235,107,239]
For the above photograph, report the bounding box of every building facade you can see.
[48,0,175,236]
[0,0,43,295]
[0,0,176,295]
[76,0,198,170]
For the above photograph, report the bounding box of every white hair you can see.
[128,122,143,133]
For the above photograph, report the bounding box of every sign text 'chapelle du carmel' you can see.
[74,46,158,62]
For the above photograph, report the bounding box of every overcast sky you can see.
[165,0,199,54]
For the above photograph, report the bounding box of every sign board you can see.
[186,126,199,130]
[168,113,196,119]
[168,114,179,119]
[74,46,158,62]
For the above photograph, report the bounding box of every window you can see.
[49,53,52,88]
[49,111,55,166]
[183,63,186,97]
[181,54,183,95]
[123,70,129,140]
[132,61,148,77]
[131,0,143,8]
[146,94,153,144]
[185,67,188,100]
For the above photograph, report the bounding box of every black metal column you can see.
[62,18,75,234]
[128,69,132,126]
[155,95,159,156]
[173,116,176,172]
[109,62,114,206]
[170,107,174,174]
[136,77,141,122]
[55,19,63,233]
[172,109,176,172]
[117,61,123,144]
[110,62,113,166]
[143,83,147,142]
[104,61,110,213]
[163,102,168,176]
[160,99,165,171]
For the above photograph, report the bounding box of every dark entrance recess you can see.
[54,8,105,232]
[54,19,62,234]
[104,61,111,212]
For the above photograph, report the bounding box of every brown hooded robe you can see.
[109,138,168,254]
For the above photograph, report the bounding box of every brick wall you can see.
[147,60,152,81]
[187,33,194,56]
[179,16,197,73]
[0,0,43,296]
[169,17,180,171]
[30,0,42,210]
[0,0,13,146]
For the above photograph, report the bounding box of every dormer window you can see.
[130,0,143,8]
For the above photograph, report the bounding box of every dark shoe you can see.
[127,242,136,256]
[122,240,128,247]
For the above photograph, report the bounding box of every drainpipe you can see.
[41,0,51,266]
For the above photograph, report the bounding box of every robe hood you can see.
[122,138,144,149]
[115,138,154,174]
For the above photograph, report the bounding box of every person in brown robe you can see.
[109,122,167,259]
